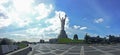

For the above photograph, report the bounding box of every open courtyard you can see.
[28,44,120,55]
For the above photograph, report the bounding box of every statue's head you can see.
[59,13,67,21]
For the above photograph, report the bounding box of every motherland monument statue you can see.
[58,13,68,38]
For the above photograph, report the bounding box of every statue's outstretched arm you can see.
[59,13,61,21]
[64,14,67,20]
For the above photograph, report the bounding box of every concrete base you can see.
[58,30,68,38]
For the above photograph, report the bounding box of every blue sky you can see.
[0,0,120,42]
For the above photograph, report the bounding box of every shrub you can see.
[73,34,78,40]
[0,38,14,45]
[58,38,72,44]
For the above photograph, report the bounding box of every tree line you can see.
[84,33,120,44]
[0,38,14,45]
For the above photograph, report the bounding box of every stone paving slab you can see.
[54,50,64,54]
[29,44,120,55]
[94,46,116,52]
[68,50,80,53]
[85,51,103,55]
[41,50,51,52]
[84,46,96,51]
[100,48,115,51]
[63,53,80,55]
[42,53,55,55]
[110,51,120,55]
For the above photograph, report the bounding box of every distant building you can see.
[0,38,2,45]
[49,38,58,43]
[40,39,45,43]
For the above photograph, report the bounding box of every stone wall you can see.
[6,47,32,55]
[0,45,32,55]
[0,45,18,55]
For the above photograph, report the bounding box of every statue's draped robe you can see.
[58,15,68,38]
[60,18,65,30]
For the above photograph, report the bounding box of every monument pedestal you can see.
[58,30,68,38]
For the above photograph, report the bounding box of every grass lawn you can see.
[58,38,84,44]
[17,43,28,49]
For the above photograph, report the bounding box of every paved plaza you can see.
[28,44,120,55]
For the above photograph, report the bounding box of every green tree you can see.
[96,35,100,44]
[73,34,78,40]
[0,38,14,45]
[84,33,90,43]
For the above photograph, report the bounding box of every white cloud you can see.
[11,34,27,37]
[26,27,41,36]
[73,25,87,30]
[0,0,54,28]
[25,11,70,40]
[12,0,34,13]
[0,0,57,41]
[0,0,9,5]
[0,18,12,28]
[45,11,69,32]
[35,3,53,20]
[0,0,88,42]
[80,27,87,30]
[73,25,80,29]
[94,18,104,23]
[0,0,34,28]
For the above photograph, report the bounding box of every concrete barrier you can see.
[8,45,18,52]
[0,45,18,55]
[0,45,4,55]
[2,45,9,54]
[6,46,32,55]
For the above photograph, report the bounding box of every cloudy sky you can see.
[0,0,120,42]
